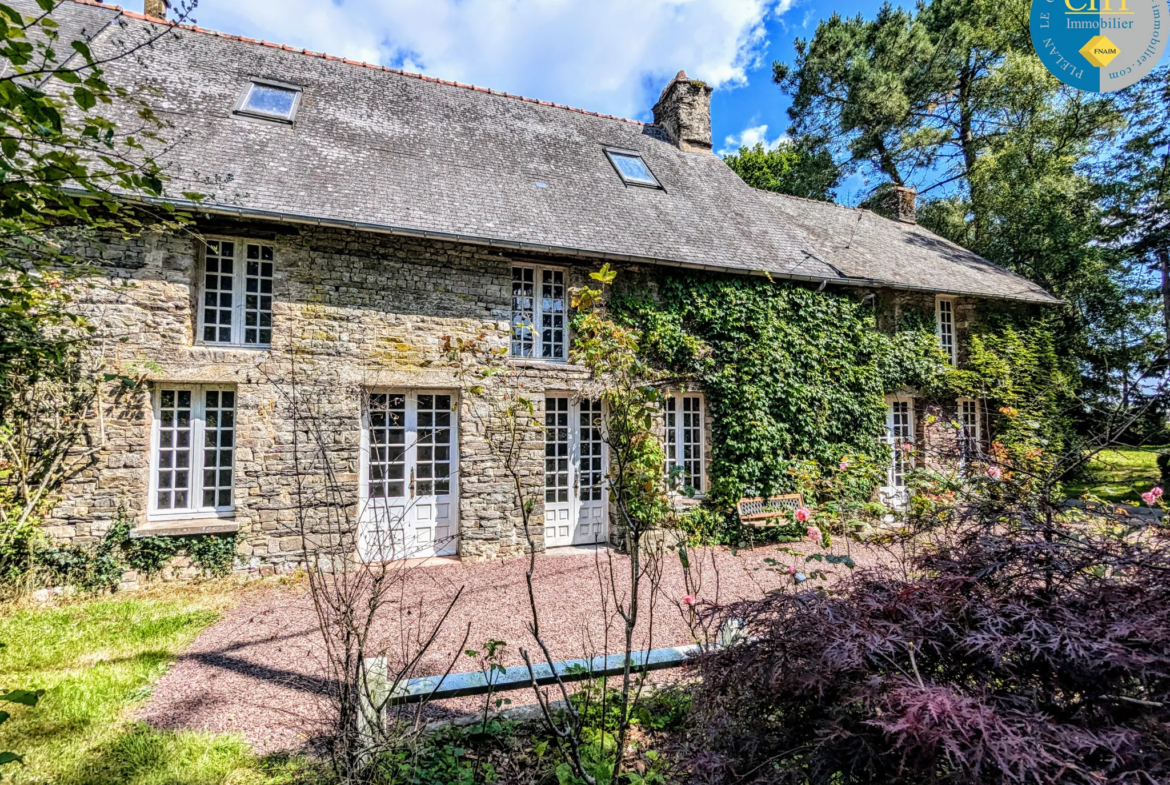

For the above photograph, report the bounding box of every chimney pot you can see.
[651,70,713,153]
[144,0,167,19]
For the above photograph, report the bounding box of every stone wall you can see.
[48,221,713,567]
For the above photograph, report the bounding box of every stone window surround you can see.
[195,237,276,349]
[148,383,238,523]
[665,391,705,497]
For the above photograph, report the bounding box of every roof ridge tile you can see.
[65,0,650,127]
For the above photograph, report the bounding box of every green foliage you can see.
[0,679,43,781]
[721,138,839,201]
[611,270,1068,512]
[121,534,178,579]
[614,273,947,506]
[184,533,238,578]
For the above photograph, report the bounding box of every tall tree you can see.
[722,138,840,201]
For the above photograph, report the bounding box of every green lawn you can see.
[1065,446,1166,504]
[0,582,317,785]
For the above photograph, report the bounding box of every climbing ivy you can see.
[608,271,1069,510]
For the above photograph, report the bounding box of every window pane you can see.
[608,152,659,186]
[203,242,234,343]
[241,83,298,120]
[544,397,571,503]
[540,270,565,359]
[244,244,275,345]
[368,393,407,499]
[156,388,193,510]
[201,388,236,509]
[682,396,703,492]
[937,299,955,363]
[580,399,603,501]
[511,266,535,357]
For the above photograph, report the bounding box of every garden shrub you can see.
[690,474,1170,783]
[185,532,238,577]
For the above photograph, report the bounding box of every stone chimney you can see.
[884,184,917,224]
[143,0,167,20]
[651,71,713,153]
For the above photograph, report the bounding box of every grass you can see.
[0,581,319,785]
[1065,445,1166,504]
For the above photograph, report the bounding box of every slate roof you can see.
[39,0,1057,304]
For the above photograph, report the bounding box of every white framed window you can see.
[198,239,275,347]
[665,394,704,495]
[149,385,236,520]
[882,398,915,490]
[958,398,981,469]
[511,265,566,361]
[936,296,957,365]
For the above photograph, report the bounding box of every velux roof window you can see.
[234,79,302,123]
[604,148,662,189]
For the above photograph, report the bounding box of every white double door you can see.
[359,391,458,561]
[543,397,608,548]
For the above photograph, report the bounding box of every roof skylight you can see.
[234,79,302,123]
[604,149,662,189]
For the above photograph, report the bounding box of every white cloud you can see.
[718,123,787,156]
[191,0,792,120]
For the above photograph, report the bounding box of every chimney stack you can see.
[651,71,713,153]
[884,184,917,224]
[143,0,167,19]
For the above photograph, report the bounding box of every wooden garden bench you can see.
[736,494,805,527]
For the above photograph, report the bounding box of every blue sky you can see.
[185,0,1168,206]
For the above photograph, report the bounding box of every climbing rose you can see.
[987,466,1003,480]
[902,443,913,452]
[788,565,796,575]
[807,525,822,542]
[682,594,696,606]
[795,507,811,523]
[839,460,848,471]
[1143,491,1157,506]
[1154,487,1164,498]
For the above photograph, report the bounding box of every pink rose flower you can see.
[807,525,821,542]
[795,506,812,523]
[682,594,696,606]
[902,443,913,452]
[1154,487,1164,498]
[839,460,848,471]
[987,466,1003,480]
[788,565,796,575]
[1142,491,1157,506]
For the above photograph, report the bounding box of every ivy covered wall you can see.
[610,270,1070,507]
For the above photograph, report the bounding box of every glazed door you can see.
[361,391,458,561]
[543,397,608,548]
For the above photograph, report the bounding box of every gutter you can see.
[115,195,1063,306]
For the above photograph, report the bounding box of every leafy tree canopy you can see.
[721,138,839,201]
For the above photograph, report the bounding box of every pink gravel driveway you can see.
[140,543,887,753]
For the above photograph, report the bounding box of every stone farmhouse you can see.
[34,0,1058,568]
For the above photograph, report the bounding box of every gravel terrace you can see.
[141,542,894,753]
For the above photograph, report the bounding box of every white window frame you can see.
[880,396,915,505]
[936,295,957,365]
[197,238,275,348]
[958,398,981,469]
[510,264,568,362]
[148,384,237,521]
[665,393,705,497]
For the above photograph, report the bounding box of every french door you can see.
[544,397,608,548]
[359,391,458,561]
[879,398,914,506]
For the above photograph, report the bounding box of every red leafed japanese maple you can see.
[690,479,1170,784]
